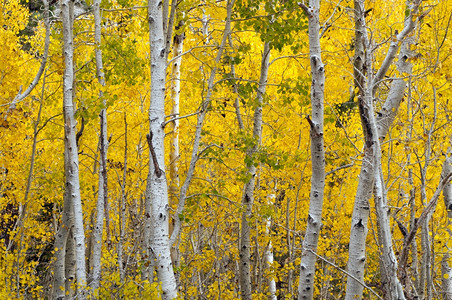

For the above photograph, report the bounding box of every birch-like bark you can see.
[373,36,417,300]
[168,23,184,276]
[441,142,452,299]
[443,252,452,300]
[169,0,234,246]
[372,0,421,92]
[61,0,87,294]
[168,28,183,207]
[147,0,177,297]
[374,165,405,299]
[142,171,154,284]
[344,49,377,300]
[443,144,452,215]
[346,1,421,298]
[65,228,76,299]
[239,41,270,300]
[118,114,127,283]
[297,1,325,299]
[263,195,276,300]
[345,2,376,298]
[90,0,108,291]
[53,194,72,299]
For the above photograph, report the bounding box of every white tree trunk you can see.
[345,2,378,297]
[168,25,184,277]
[239,41,270,300]
[118,115,127,283]
[372,38,416,300]
[61,0,87,295]
[443,145,452,215]
[169,0,234,246]
[65,228,76,299]
[442,143,452,299]
[442,253,452,300]
[147,0,177,297]
[297,1,326,298]
[90,0,108,291]
[264,195,276,300]
[168,30,183,212]
[52,195,72,299]
[346,1,421,298]
[91,0,108,292]
[374,165,405,299]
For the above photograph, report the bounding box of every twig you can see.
[7,0,50,115]
[161,111,200,128]
[325,163,354,177]
[146,132,163,178]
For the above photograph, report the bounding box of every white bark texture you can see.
[61,0,87,295]
[264,196,276,300]
[344,63,377,300]
[344,0,372,299]
[372,33,416,300]
[374,165,405,299]
[118,119,127,283]
[147,0,177,297]
[239,41,270,300]
[90,0,108,292]
[169,29,183,208]
[442,144,452,298]
[168,24,184,281]
[65,228,76,298]
[346,1,421,298]
[52,193,72,299]
[169,0,234,246]
[372,0,421,93]
[297,1,325,299]
[443,253,452,300]
[443,145,452,215]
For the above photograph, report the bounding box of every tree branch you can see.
[146,132,163,178]
[8,0,50,115]
[305,248,384,300]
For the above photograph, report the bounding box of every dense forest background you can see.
[1,0,452,298]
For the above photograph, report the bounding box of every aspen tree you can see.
[238,41,270,300]
[53,0,88,296]
[345,1,421,298]
[147,0,178,296]
[441,142,452,299]
[297,0,325,298]
[168,19,184,277]
[90,0,108,292]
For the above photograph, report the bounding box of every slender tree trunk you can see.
[52,194,72,299]
[297,1,325,298]
[118,114,128,283]
[443,252,452,300]
[168,23,184,279]
[90,0,108,291]
[442,141,452,300]
[443,143,452,215]
[264,195,276,300]
[147,0,177,297]
[346,1,422,298]
[169,0,234,246]
[239,41,270,300]
[65,228,76,299]
[61,0,87,294]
